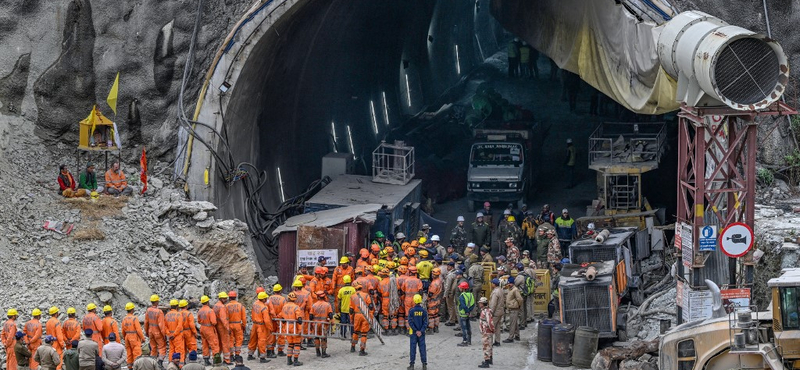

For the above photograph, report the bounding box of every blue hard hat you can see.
[434,255,443,262]
[84,329,93,336]
[15,331,24,339]
[450,253,460,260]
[172,353,181,360]
[516,263,524,270]
[508,277,515,284]
[561,258,570,264]
[317,256,326,262]
[491,278,500,285]
[188,351,198,361]
[44,335,56,343]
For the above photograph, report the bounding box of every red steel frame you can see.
[677,102,796,281]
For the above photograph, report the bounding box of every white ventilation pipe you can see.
[657,11,789,110]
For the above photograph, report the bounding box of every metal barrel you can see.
[537,319,560,362]
[572,326,599,368]
[551,323,575,367]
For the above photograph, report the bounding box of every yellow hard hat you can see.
[169,300,179,307]
[125,303,135,311]
[340,257,350,264]
[257,292,268,300]
[200,296,210,304]
[218,292,229,299]
[273,284,283,292]
[179,300,188,308]
[419,249,429,258]
[373,265,382,273]
[103,305,112,313]
[90,191,99,199]
[342,275,352,284]
[413,294,423,304]
[292,279,303,288]
[86,303,97,311]
[31,308,42,316]
[66,307,76,315]
[150,295,160,302]
[508,216,516,222]
[6,308,18,316]
[48,307,59,315]
[419,237,427,244]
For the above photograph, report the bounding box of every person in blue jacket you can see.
[407,294,428,370]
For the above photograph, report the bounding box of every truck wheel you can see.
[468,200,476,212]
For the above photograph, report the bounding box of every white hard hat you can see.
[587,223,595,230]
[431,235,440,241]
[504,209,511,215]
[457,216,465,222]
[396,232,406,239]
[467,242,476,248]
[566,138,573,144]
[562,208,569,213]
[476,212,484,218]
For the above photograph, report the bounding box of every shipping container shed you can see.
[272,204,381,286]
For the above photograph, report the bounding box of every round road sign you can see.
[719,222,754,258]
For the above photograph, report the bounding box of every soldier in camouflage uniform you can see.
[417,224,431,240]
[504,238,520,265]
[471,213,492,249]
[496,210,512,252]
[545,228,562,305]
[477,297,494,368]
[449,216,468,254]
[535,224,552,266]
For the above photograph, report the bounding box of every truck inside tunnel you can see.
[206,0,682,272]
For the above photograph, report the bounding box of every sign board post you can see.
[719,222,754,258]
[681,223,693,268]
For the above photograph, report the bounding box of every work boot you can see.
[502,338,513,343]
[316,348,321,357]
[457,342,469,347]
[359,349,368,356]
[158,360,163,369]
[434,327,439,333]
[203,359,211,366]
[351,345,356,353]
[493,341,501,347]
[247,354,255,361]
[321,349,330,358]
[293,358,303,366]
[478,360,490,368]
[444,322,455,326]
[259,358,269,363]
[407,365,414,370]
[422,364,427,370]
[299,344,306,350]
[277,350,286,357]
[488,357,493,364]
[514,336,520,341]
[267,350,277,358]
[287,357,293,366]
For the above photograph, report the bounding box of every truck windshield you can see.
[780,287,800,330]
[471,144,523,166]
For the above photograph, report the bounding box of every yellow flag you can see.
[106,72,120,115]
[89,105,98,136]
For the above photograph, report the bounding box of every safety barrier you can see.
[271,319,349,339]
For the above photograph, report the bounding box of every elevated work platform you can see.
[588,122,666,174]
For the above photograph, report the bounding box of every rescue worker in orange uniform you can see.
[365,267,381,309]
[61,308,80,349]
[353,268,370,297]
[310,290,332,358]
[121,302,144,369]
[82,304,104,356]
[402,267,424,331]
[46,307,66,370]
[306,267,327,304]
[165,300,185,364]
[369,244,381,261]
[267,285,286,357]
[101,306,120,345]
[144,295,167,365]
[349,282,374,356]
[246,291,273,362]
[178,300,197,355]
[3,309,19,370]
[225,291,245,359]
[213,293,231,364]
[332,257,354,310]
[377,268,397,334]
[279,292,303,366]
[291,280,311,348]
[25,308,43,370]
[357,249,371,270]
[396,266,410,332]
[197,295,219,366]
[406,248,419,267]
[427,268,444,333]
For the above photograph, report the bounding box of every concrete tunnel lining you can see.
[185,0,500,274]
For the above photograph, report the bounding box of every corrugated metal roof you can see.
[272,203,382,236]
[306,174,421,209]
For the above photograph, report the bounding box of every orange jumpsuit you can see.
[377,277,397,330]
[332,265,354,308]
[396,274,409,329]
[356,259,370,270]
[278,302,302,360]
[366,274,380,304]
[427,277,444,329]
[197,305,219,358]
[164,309,185,363]
[46,317,66,370]
[24,318,42,370]
[307,277,331,304]
[213,301,231,363]
[402,277,423,326]
[310,300,332,350]
[267,295,286,353]
[225,300,245,356]
[62,318,81,349]
[349,291,373,351]
[82,312,104,355]
[246,300,268,357]
[121,313,144,366]
[2,318,17,370]
[144,306,167,360]
[101,316,120,345]
[180,309,197,353]
[294,289,311,337]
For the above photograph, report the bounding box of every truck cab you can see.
[466,128,532,211]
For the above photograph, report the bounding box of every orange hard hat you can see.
[398,265,408,274]
[314,266,325,274]
[228,291,237,298]
[432,268,441,276]
[315,290,326,298]
[406,248,416,256]
[355,267,364,274]
[322,267,329,274]
[409,266,418,273]
[410,240,419,247]
[256,287,265,294]
[360,248,370,258]
[353,281,363,290]
[370,258,379,265]
[385,246,394,254]
[287,292,297,301]
[399,257,409,265]
[371,244,381,253]
[402,242,411,250]
[380,268,390,276]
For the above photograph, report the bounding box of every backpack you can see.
[524,274,535,296]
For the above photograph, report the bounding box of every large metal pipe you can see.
[657,11,789,110]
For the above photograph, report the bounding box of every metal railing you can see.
[272,316,384,344]
[588,122,666,168]
[372,141,415,185]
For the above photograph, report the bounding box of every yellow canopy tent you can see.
[78,105,119,150]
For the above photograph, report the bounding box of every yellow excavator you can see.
[659,268,800,369]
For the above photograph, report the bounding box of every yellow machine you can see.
[659,268,800,369]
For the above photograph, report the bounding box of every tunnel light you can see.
[331,121,338,153]
[381,91,390,126]
[455,44,462,75]
[346,125,356,159]
[404,73,412,107]
[277,167,286,203]
[370,100,379,135]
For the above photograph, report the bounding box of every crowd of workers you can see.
[57,162,133,198]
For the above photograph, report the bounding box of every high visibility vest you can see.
[458,292,475,318]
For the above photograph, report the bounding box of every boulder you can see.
[89,281,119,292]
[122,273,153,305]
[158,247,171,262]
[193,211,208,221]
[196,217,215,229]
[96,291,113,303]
[163,228,194,251]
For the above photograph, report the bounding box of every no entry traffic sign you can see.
[719,222,754,258]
